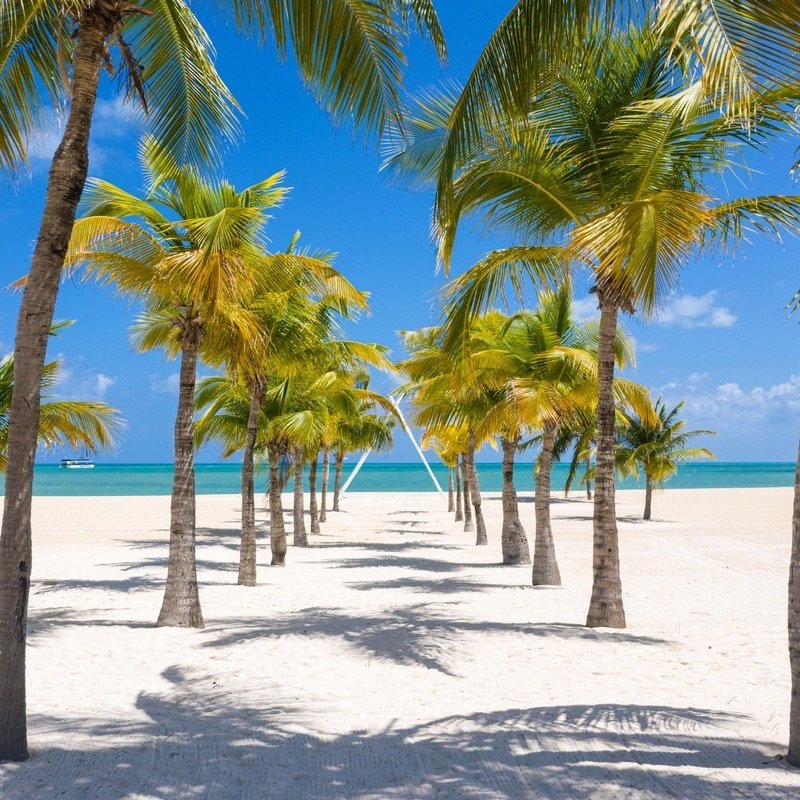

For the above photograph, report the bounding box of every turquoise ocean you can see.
[0,461,794,496]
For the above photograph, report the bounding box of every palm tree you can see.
[331,377,395,512]
[616,398,714,520]
[0,1,444,760]
[421,426,461,514]
[66,142,290,629]
[466,312,532,565]
[0,353,121,471]
[213,237,369,583]
[198,342,391,563]
[390,20,800,629]
[399,326,494,546]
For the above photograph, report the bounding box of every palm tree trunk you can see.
[501,436,531,565]
[0,7,114,762]
[465,433,488,546]
[454,461,463,522]
[238,383,264,586]
[461,454,473,531]
[267,444,287,565]
[643,476,653,520]
[320,447,329,522]
[333,448,345,511]
[586,297,626,628]
[532,421,561,585]
[293,447,308,548]
[788,435,800,765]
[309,453,320,534]
[447,468,455,512]
[157,321,204,628]
[585,453,593,500]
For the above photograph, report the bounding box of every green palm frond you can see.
[0,3,63,169]
[224,0,445,140]
[441,245,574,350]
[656,0,800,126]
[126,0,241,166]
[0,348,123,471]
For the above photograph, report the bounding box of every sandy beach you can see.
[0,486,798,798]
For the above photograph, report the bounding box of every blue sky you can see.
[1,1,799,464]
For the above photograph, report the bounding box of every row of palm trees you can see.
[2,0,799,768]
[0,0,445,761]
[63,140,396,627]
[384,4,800,763]
[387,16,800,632]
[400,286,711,582]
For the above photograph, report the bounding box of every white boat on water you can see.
[59,457,95,469]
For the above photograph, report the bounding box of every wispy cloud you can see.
[149,372,180,395]
[571,295,599,322]
[54,354,116,401]
[656,291,736,329]
[658,372,800,427]
[24,97,142,172]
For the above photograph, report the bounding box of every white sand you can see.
[1,486,799,798]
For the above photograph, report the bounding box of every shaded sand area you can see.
[2,487,799,798]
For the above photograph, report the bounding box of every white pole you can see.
[390,397,445,496]
[340,447,371,496]
[340,395,446,498]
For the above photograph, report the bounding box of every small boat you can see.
[59,457,95,469]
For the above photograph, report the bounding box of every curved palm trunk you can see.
[0,8,113,761]
[454,461,463,522]
[461,455,473,531]
[158,322,204,628]
[788,436,800,765]
[501,436,531,565]
[532,422,561,585]
[586,298,626,628]
[333,448,345,511]
[320,447,329,523]
[465,434,488,546]
[268,444,287,565]
[643,476,653,520]
[293,447,308,548]
[447,468,454,512]
[309,453,320,535]
[238,383,264,586]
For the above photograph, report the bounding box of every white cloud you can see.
[659,373,800,428]
[571,295,600,322]
[23,97,141,172]
[53,355,116,401]
[94,373,116,399]
[656,291,737,329]
[149,372,180,395]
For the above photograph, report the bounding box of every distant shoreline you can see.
[0,462,795,496]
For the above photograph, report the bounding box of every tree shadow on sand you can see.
[199,603,666,676]
[4,665,795,799]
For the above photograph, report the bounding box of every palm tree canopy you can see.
[0,353,122,471]
[0,0,446,171]
[388,19,800,341]
[616,396,715,485]
[393,0,798,211]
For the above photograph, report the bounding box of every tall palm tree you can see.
[390,21,800,629]
[616,397,714,520]
[0,1,444,761]
[211,238,370,584]
[399,326,494,546]
[0,353,121,471]
[66,141,288,629]
[197,343,392,563]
